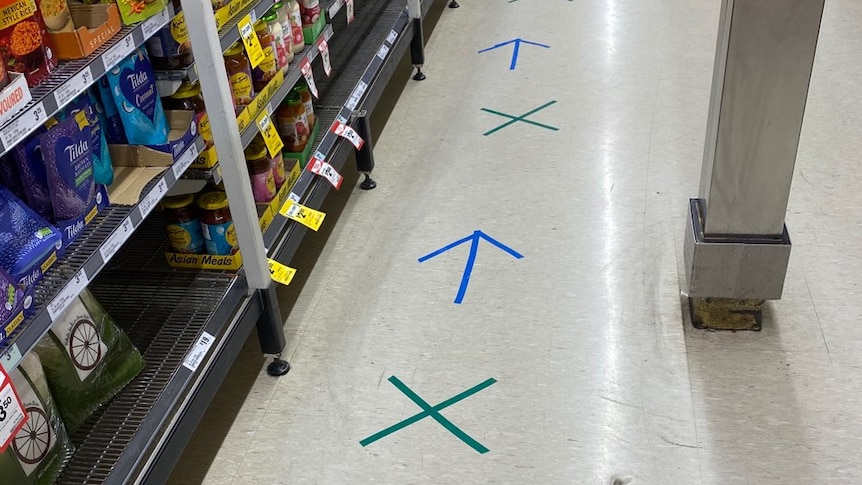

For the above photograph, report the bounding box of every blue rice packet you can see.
[62,93,114,186]
[40,114,96,222]
[107,49,168,145]
[93,82,127,145]
[0,184,61,282]
[0,155,26,202]
[12,127,53,222]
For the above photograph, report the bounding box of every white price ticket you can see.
[386,29,398,45]
[345,81,367,111]
[47,270,89,321]
[142,7,170,38]
[300,60,319,98]
[0,345,21,371]
[102,35,136,70]
[138,178,169,218]
[182,331,215,372]
[376,44,390,60]
[0,367,26,453]
[319,39,332,77]
[309,156,343,189]
[99,217,135,263]
[346,0,354,24]
[172,142,200,178]
[55,69,93,108]
[331,120,365,150]
[0,103,47,148]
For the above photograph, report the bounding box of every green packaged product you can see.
[0,353,74,485]
[34,289,145,432]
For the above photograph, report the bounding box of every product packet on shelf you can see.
[107,48,169,145]
[0,154,26,201]
[12,127,53,222]
[0,352,75,485]
[93,80,128,144]
[0,0,60,87]
[61,92,114,186]
[0,184,61,308]
[0,264,24,342]
[34,288,145,432]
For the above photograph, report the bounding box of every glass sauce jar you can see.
[224,42,255,113]
[163,82,213,150]
[253,20,278,93]
[263,11,289,75]
[198,192,238,255]
[295,84,315,128]
[277,91,309,152]
[273,3,295,64]
[286,0,304,53]
[163,194,205,254]
[244,143,277,203]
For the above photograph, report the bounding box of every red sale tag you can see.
[309,155,343,189]
[318,39,332,77]
[0,366,27,453]
[300,60,319,99]
[331,120,365,150]
[346,0,354,24]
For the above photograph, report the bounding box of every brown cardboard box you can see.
[50,4,121,60]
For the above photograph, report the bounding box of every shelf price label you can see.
[386,29,398,45]
[99,217,135,263]
[47,270,90,321]
[238,14,265,69]
[346,0,354,24]
[267,259,297,286]
[56,68,93,108]
[138,178,169,218]
[279,200,325,231]
[0,103,46,149]
[0,366,26,453]
[376,44,390,60]
[318,38,332,77]
[256,112,283,157]
[300,59,319,99]
[142,7,170,38]
[345,81,367,111]
[332,120,364,150]
[103,34,135,70]
[309,156,343,189]
[182,331,215,372]
[0,345,21,371]
[172,142,200,178]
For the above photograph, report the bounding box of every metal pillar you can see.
[354,113,377,190]
[683,0,824,330]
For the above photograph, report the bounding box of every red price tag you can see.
[300,60,319,99]
[332,120,365,150]
[318,39,332,77]
[0,366,27,453]
[346,0,354,24]
[309,155,343,189]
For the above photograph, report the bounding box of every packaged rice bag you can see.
[62,93,114,186]
[35,288,145,432]
[107,48,168,145]
[12,128,53,222]
[0,155,25,202]
[0,264,23,327]
[92,81,127,145]
[0,352,75,485]
[0,184,60,282]
[39,114,96,221]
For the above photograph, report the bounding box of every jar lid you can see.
[262,11,278,22]
[162,194,195,209]
[294,84,308,94]
[286,91,302,105]
[244,142,267,160]
[254,19,269,33]
[198,191,230,210]
[225,42,245,57]
[273,2,284,8]
[170,81,202,100]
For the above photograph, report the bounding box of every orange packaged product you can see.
[0,0,59,87]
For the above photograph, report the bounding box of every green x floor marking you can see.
[481,100,559,136]
[360,376,497,453]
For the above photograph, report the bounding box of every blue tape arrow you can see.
[418,230,524,304]
[477,38,550,70]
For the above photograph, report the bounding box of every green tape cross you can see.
[360,376,497,453]
[481,100,559,136]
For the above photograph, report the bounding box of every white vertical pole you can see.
[180,0,272,291]
[407,0,421,18]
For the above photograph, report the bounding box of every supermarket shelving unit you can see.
[0,0,444,482]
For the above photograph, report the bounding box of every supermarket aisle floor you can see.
[176,1,862,483]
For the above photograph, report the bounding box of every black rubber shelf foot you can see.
[267,358,291,376]
[413,67,426,81]
[360,173,377,190]
[449,0,459,8]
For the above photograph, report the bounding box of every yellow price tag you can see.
[238,14,264,69]
[267,259,296,286]
[279,201,325,231]
[256,112,283,157]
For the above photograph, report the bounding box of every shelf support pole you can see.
[408,0,426,80]
[354,112,377,190]
[683,0,824,330]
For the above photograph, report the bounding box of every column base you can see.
[684,199,791,300]
[689,297,764,331]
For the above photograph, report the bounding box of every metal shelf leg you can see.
[354,114,377,190]
[257,285,290,376]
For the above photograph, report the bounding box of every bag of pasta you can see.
[34,288,145,432]
[0,352,74,485]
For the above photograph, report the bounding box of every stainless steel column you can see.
[684,1,824,315]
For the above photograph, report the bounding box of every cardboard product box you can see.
[213,0,257,31]
[0,73,32,127]
[116,0,167,26]
[49,4,121,60]
[302,15,325,45]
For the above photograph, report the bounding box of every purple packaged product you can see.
[0,185,61,281]
[63,93,114,186]
[0,154,26,201]
[12,127,53,222]
[0,265,23,327]
[40,116,96,221]
[94,81,127,144]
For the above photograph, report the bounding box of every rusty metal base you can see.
[688,297,765,331]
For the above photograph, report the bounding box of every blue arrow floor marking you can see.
[477,38,550,70]
[418,230,524,304]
